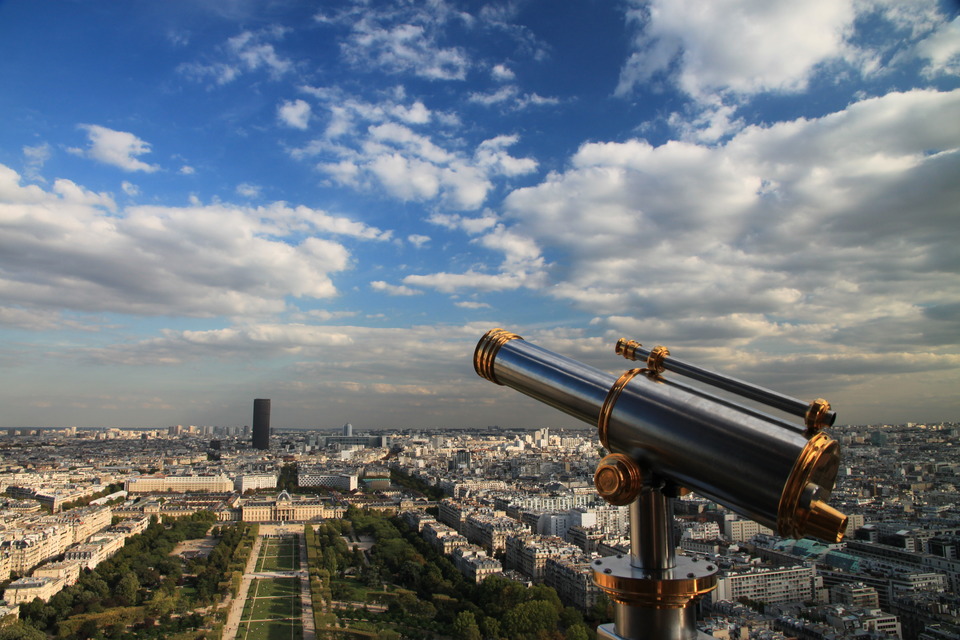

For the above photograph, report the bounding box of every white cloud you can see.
[228,30,292,77]
[22,143,51,181]
[491,63,515,81]
[403,270,532,293]
[75,125,160,173]
[455,300,491,309]
[178,28,292,86]
[915,16,960,76]
[617,0,859,100]
[297,88,441,139]
[370,280,423,296]
[492,89,960,363]
[407,234,430,248]
[339,17,469,80]
[0,165,391,317]
[121,181,140,197]
[468,85,560,109]
[426,212,498,234]
[390,100,431,124]
[475,135,538,176]
[278,98,312,129]
[179,165,196,175]
[236,183,261,198]
[305,117,501,210]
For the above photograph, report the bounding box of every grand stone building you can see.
[239,491,345,523]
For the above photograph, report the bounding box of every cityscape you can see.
[1,1,958,639]
[0,402,958,640]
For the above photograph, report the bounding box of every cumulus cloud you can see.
[616,0,859,99]
[492,89,960,364]
[915,16,960,76]
[319,3,471,81]
[293,86,542,210]
[475,135,538,176]
[22,143,51,181]
[468,85,560,109]
[236,183,262,198]
[455,300,491,309]
[407,234,430,248]
[491,63,515,81]
[370,280,423,296]
[0,165,391,317]
[74,125,160,173]
[178,27,292,86]
[278,98,312,129]
[304,117,520,210]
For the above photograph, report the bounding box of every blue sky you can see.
[1,0,958,430]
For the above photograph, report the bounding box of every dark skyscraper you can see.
[252,398,271,450]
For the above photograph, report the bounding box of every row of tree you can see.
[7,513,256,639]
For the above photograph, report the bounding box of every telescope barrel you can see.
[616,339,837,430]
[475,329,847,542]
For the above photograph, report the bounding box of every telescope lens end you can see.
[805,500,848,543]
[473,328,522,384]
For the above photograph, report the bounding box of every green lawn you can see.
[237,618,303,640]
[256,536,301,572]
[239,577,304,640]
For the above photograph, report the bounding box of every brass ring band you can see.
[598,368,644,449]
[805,398,832,433]
[615,338,641,360]
[777,431,841,539]
[592,556,717,609]
[473,328,522,385]
[647,345,670,374]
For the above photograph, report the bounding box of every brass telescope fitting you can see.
[473,328,522,385]
[595,453,645,506]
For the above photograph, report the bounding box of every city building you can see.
[124,474,234,494]
[252,398,271,450]
[240,490,345,522]
[711,565,819,605]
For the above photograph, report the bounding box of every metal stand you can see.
[592,480,717,640]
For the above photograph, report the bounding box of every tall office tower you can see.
[252,399,271,450]
[343,422,353,437]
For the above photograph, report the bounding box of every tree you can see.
[453,611,482,640]
[566,623,591,640]
[480,615,501,640]
[115,571,141,607]
[503,600,561,640]
[0,623,47,640]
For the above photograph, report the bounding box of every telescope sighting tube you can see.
[474,328,847,543]
[615,338,836,432]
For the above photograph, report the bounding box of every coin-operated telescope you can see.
[473,329,847,640]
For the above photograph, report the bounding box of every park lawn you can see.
[257,537,301,572]
[237,617,304,640]
[248,594,301,621]
[252,576,301,598]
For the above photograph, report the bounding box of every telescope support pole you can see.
[600,485,703,640]
[631,480,675,572]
